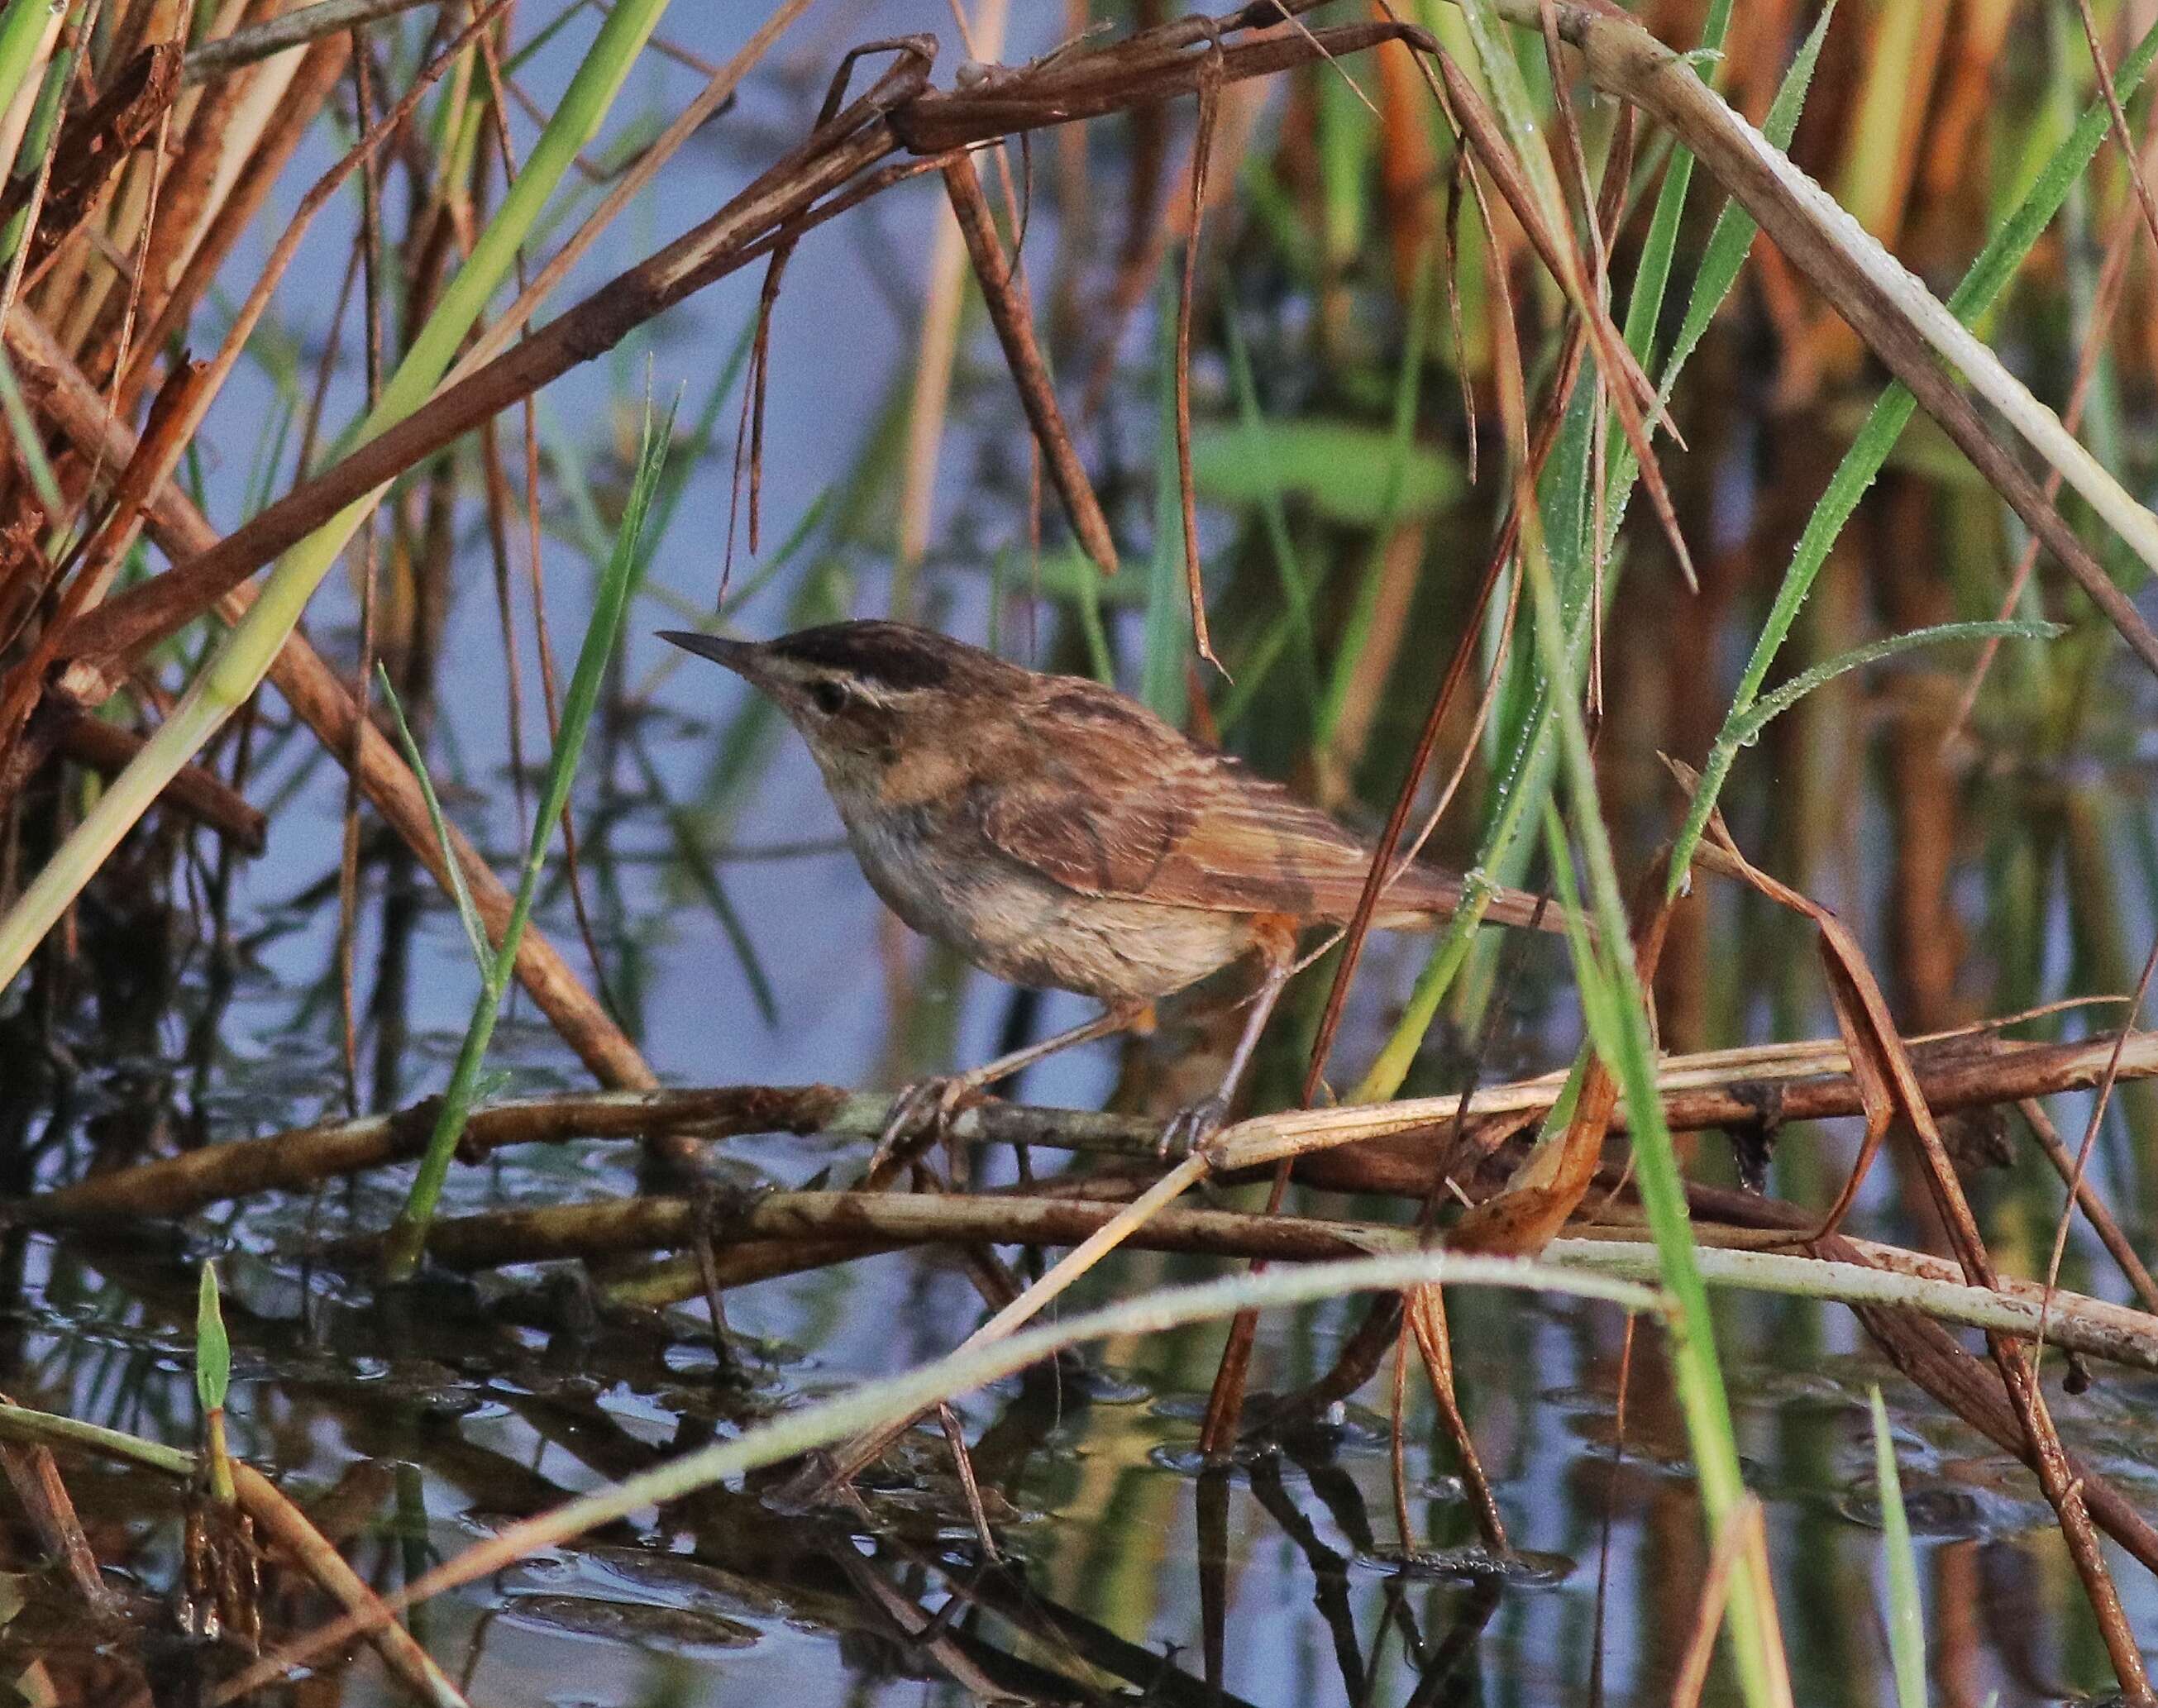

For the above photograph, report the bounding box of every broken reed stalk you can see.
[180,0,444,83]
[24,1026,2157,1227]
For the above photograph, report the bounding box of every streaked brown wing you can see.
[978,673,1560,931]
[977,675,1448,920]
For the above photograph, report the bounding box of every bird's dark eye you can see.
[809,678,849,716]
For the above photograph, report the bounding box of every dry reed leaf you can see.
[2,43,181,270]
[941,148,1116,571]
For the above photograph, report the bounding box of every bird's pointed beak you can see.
[659,629,761,680]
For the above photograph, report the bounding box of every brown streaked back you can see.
[976,671,1560,932]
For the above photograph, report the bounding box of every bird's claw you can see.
[1158,1095,1230,1162]
[867,1076,976,1178]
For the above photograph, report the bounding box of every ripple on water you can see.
[986,1360,1153,1405]
[1836,1472,2025,1539]
[498,1591,761,1652]
[1148,1394,1392,1471]
[1354,1543,1575,1586]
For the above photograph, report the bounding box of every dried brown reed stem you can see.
[231,1465,467,1708]
[1404,1286,1507,1552]
[888,16,1406,155]
[2019,1097,2158,1312]
[894,3,1006,606]
[49,711,263,851]
[337,1181,1333,1273]
[1218,1025,2158,1176]
[0,1438,117,1616]
[0,41,179,282]
[14,312,658,1095]
[120,33,356,413]
[1172,36,1223,671]
[2068,0,2158,263]
[181,0,442,82]
[939,148,1116,572]
[28,1026,2158,1229]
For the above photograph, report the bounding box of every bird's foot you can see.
[867,1076,980,1181]
[1158,1095,1231,1162]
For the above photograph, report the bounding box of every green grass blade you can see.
[383,391,676,1278]
[1617,0,1736,370]
[0,0,54,171]
[0,344,60,513]
[1869,1387,1928,1708]
[1668,0,1832,377]
[1668,15,2158,889]
[1730,620,2063,746]
[1515,493,1783,1706]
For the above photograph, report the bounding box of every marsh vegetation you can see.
[2,2,2158,1704]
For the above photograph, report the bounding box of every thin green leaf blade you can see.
[1732,619,2065,744]
[1869,1387,1928,1708]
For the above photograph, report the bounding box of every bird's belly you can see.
[846,817,1250,1000]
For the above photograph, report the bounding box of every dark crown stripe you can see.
[768,622,960,692]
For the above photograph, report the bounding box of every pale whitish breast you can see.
[841,808,1251,1000]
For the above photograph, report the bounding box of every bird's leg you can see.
[962,997,1156,1094]
[1159,920,1298,1159]
[869,998,1156,1179]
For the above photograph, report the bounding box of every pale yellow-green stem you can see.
[0,0,676,988]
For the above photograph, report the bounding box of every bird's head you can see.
[660,620,1020,802]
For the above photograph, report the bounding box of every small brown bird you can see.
[661,621,1558,1146]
